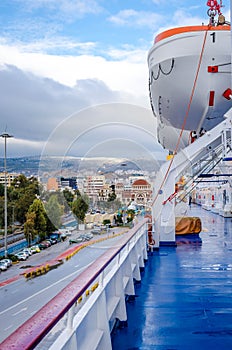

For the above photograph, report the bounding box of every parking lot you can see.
[0,226,115,283]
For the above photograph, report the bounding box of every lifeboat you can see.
[148,1,231,152]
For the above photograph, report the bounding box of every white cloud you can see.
[13,0,103,18]
[0,43,150,97]
[173,10,206,26]
[151,9,209,39]
[5,138,45,158]
[106,46,148,63]
[108,9,164,29]
[2,37,97,55]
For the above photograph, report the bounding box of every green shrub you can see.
[103,219,111,226]
[9,254,18,262]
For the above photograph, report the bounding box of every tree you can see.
[11,174,29,189]
[62,189,74,213]
[63,189,74,204]
[126,209,135,223]
[13,189,37,224]
[72,196,89,224]
[41,189,74,215]
[7,175,40,224]
[44,194,62,232]
[108,192,116,202]
[27,199,47,240]
[24,212,36,246]
[108,184,116,202]
[0,175,40,230]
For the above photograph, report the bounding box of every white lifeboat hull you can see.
[148,25,231,151]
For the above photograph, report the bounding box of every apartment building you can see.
[47,177,59,191]
[83,175,110,202]
[60,177,77,190]
[0,172,20,187]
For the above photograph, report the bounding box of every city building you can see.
[60,177,77,190]
[115,178,152,206]
[47,177,59,192]
[84,175,106,203]
[46,173,153,208]
[131,179,152,205]
[0,172,20,187]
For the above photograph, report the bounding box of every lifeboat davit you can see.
[148,2,231,152]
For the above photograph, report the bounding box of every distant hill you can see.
[0,155,164,177]
[98,161,141,173]
[0,156,40,176]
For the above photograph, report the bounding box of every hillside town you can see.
[0,169,154,209]
[0,164,155,241]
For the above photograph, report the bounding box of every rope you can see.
[152,26,210,208]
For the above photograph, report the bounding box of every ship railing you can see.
[176,130,232,203]
[1,219,149,350]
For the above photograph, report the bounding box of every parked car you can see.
[1,258,12,267]
[46,238,57,245]
[69,237,83,244]
[46,237,57,245]
[30,245,41,253]
[80,233,93,241]
[91,228,101,234]
[85,233,93,240]
[0,261,8,271]
[22,248,32,256]
[39,241,50,249]
[19,250,29,258]
[15,252,28,261]
[50,233,61,242]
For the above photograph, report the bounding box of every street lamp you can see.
[1,133,13,257]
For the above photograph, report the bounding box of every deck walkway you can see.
[111,204,232,349]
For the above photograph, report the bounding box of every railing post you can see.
[66,305,75,330]
[99,270,104,287]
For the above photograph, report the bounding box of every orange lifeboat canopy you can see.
[154,24,230,44]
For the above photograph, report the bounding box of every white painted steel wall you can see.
[38,221,148,350]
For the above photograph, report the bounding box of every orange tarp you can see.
[175,216,202,235]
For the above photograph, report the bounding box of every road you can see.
[0,229,124,343]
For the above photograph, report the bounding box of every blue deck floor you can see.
[111,204,232,349]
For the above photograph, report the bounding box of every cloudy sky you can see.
[0,0,230,162]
